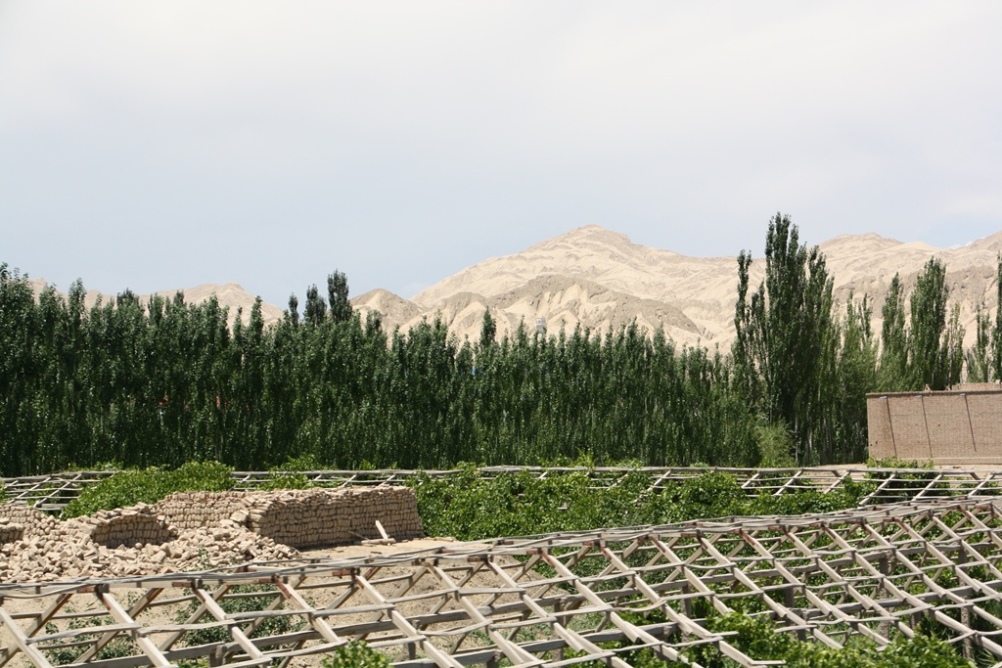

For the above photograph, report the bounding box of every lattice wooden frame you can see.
[6,467,1002,513]
[4,498,1002,668]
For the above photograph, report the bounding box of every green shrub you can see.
[259,455,320,491]
[570,611,970,668]
[321,641,390,668]
[411,468,866,542]
[44,613,136,665]
[689,613,971,668]
[62,461,234,518]
[867,457,933,469]
[62,468,165,518]
[755,419,796,468]
[175,585,299,647]
[169,460,234,493]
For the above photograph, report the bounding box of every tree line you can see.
[1,215,1000,476]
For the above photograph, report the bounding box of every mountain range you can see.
[30,225,1002,349]
[353,225,1002,349]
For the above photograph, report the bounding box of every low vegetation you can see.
[55,461,872,538]
[579,611,973,668]
[411,465,872,541]
[61,461,233,519]
[15,461,981,667]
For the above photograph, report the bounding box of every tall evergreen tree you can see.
[286,294,300,326]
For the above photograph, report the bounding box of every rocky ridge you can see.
[26,225,1002,349]
[355,226,1002,348]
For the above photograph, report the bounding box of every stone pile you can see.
[0,503,297,583]
[0,517,23,543]
[0,503,56,531]
[156,486,423,549]
[74,503,177,548]
[0,486,422,583]
[152,493,250,531]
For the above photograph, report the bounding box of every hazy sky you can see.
[2,2,1000,307]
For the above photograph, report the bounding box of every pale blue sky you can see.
[2,1,1000,307]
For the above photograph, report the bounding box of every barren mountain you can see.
[357,274,703,344]
[356,225,1002,349]
[27,225,1002,350]
[28,279,284,328]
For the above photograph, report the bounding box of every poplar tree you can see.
[908,258,950,389]
[877,275,908,390]
[327,271,352,324]
[966,301,992,382]
[303,285,326,326]
[733,213,837,464]
[479,309,497,346]
[993,255,1002,381]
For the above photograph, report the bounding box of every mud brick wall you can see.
[0,517,23,543]
[247,487,423,549]
[154,492,252,531]
[867,390,1002,465]
[156,487,423,549]
[81,505,177,548]
[0,503,57,537]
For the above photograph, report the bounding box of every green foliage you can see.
[2,223,998,477]
[878,274,909,390]
[572,608,967,668]
[909,258,954,390]
[966,299,993,383]
[321,641,391,668]
[175,585,299,648]
[878,259,966,392]
[867,456,933,469]
[0,265,763,475]
[62,461,234,518]
[685,613,971,668]
[754,418,795,468]
[44,612,136,665]
[260,472,312,490]
[259,454,322,490]
[411,469,869,541]
[733,214,868,465]
[169,460,235,492]
[62,468,165,518]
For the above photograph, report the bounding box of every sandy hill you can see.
[28,279,284,328]
[354,225,1002,349]
[26,225,1002,349]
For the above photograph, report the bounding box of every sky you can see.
[2,2,1001,308]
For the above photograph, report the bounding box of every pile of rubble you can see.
[0,486,423,583]
[0,503,296,583]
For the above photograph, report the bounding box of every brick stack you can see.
[0,517,23,543]
[156,487,423,549]
[75,503,177,548]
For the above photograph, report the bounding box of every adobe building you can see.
[867,384,1002,465]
